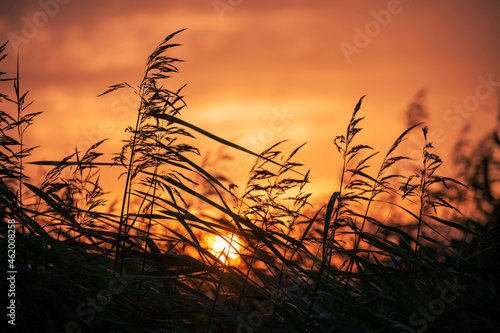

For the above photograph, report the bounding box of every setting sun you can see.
[211,235,240,260]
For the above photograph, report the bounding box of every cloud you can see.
[1,0,499,197]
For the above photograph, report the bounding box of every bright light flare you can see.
[212,235,240,260]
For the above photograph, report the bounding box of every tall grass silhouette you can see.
[1,31,499,332]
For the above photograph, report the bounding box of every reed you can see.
[1,32,499,332]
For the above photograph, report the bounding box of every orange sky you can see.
[1,0,500,199]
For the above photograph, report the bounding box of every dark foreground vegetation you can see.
[1,31,499,332]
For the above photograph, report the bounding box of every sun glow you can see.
[211,235,240,261]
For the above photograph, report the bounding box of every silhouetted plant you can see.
[1,32,499,333]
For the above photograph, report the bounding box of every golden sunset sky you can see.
[1,0,500,199]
